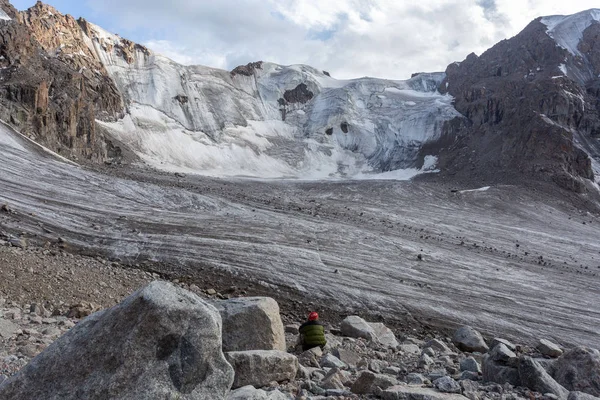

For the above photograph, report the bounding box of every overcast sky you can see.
[10,0,600,79]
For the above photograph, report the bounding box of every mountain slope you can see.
[1,1,600,188]
[437,8,600,192]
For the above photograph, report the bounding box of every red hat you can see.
[308,312,319,321]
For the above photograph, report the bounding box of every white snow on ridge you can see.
[541,9,600,56]
[83,23,459,180]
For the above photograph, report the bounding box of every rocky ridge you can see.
[437,10,600,192]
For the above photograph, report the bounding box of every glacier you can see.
[81,23,460,179]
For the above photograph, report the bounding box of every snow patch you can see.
[541,9,600,56]
[559,64,567,75]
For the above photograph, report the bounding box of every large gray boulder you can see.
[0,281,234,400]
[519,356,569,400]
[225,350,298,389]
[452,326,488,353]
[216,297,286,352]
[552,347,600,396]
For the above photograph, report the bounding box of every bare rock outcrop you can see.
[0,281,234,400]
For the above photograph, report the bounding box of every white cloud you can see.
[86,0,600,79]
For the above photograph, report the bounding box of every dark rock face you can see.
[435,18,600,191]
[0,1,123,162]
[231,61,263,77]
[283,83,314,104]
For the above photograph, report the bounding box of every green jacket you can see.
[299,320,327,347]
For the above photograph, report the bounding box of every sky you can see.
[10,0,600,80]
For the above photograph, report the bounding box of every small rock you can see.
[351,370,397,395]
[537,339,563,358]
[490,338,517,352]
[424,339,452,355]
[423,347,437,357]
[400,344,421,355]
[369,359,389,373]
[452,326,488,353]
[419,354,435,368]
[490,343,517,364]
[320,353,346,369]
[406,373,428,385]
[284,324,299,335]
[226,350,298,389]
[206,288,217,295]
[434,376,462,394]
[333,348,362,368]
[0,320,19,339]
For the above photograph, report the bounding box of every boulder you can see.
[538,339,563,358]
[216,297,285,352]
[434,376,462,393]
[400,344,422,355]
[419,354,435,369]
[341,316,376,341]
[0,281,234,400]
[370,322,399,348]
[490,343,517,364]
[321,368,346,390]
[227,385,290,400]
[453,326,488,353]
[552,347,600,396]
[482,354,521,387]
[340,316,398,348]
[460,357,481,373]
[351,370,398,394]
[382,385,469,400]
[518,356,569,400]
[225,350,298,389]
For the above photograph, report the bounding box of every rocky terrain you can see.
[1,273,598,399]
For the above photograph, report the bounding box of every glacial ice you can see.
[83,23,461,179]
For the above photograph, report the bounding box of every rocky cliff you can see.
[437,9,600,192]
[0,0,123,162]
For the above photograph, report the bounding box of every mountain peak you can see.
[541,8,600,56]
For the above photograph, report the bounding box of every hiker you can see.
[299,311,327,351]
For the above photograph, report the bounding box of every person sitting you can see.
[299,311,327,351]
